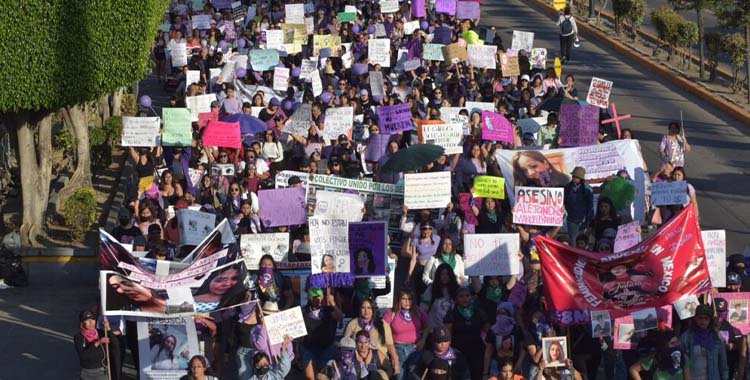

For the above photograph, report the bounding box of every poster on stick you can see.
[404,172,452,209]
[651,182,689,206]
[122,117,161,147]
[309,216,350,274]
[264,306,308,345]
[701,230,726,288]
[464,234,520,276]
[512,187,565,226]
[586,77,614,108]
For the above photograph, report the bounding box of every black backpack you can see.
[561,16,574,35]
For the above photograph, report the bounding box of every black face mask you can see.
[255,366,270,376]
[119,218,130,227]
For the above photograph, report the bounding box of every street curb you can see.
[523,0,750,126]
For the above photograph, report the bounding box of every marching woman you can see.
[75,310,117,380]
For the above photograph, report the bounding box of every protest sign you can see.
[538,206,710,322]
[285,3,305,24]
[404,20,420,35]
[171,42,188,67]
[284,104,313,136]
[464,234,520,276]
[511,30,535,52]
[456,1,480,19]
[377,104,413,134]
[716,293,750,334]
[458,193,478,225]
[586,77,614,108]
[404,172,452,209]
[423,43,445,61]
[349,221,388,276]
[381,0,399,13]
[121,117,161,147]
[264,306,308,344]
[313,35,341,55]
[368,39,391,67]
[203,120,241,149]
[192,14,212,30]
[273,67,290,91]
[266,29,285,51]
[701,230,726,288]
[513,187,565,226]
[178,209,217,246]
[467,45,497,69]
[500,51,520,76]
[323,107,354,140]
[436,0,457,14]
[369,71,386,97]
[559,103,600,147]
[338,12,356,23]
[240,233,290,270]
[365,134,392,162]
[419,122,463,155]
[231,1,247,23]
[162,108,193,146]
[212,0,232,9]
[186,70,201,88]
[613,221,641,253]
[481,111,514,143]
[651,182,689,206]
[315,190,365,222]
[282,24,308,45]
[186,94,215,123]
[466,102,496,114]
[443,43,468,63]
[220,60,236,83]
[402,58,421,72]
[374,23,387,37]
[211,163,235,177]
[137,318,199,380]
[250,49,280,71]
[531,48,547,69]
[371,258,396,311]
[310,216,350,274]
[412,0,426,17]
[300,59,317,80]
[311,69,322,96]
[472,175,506,199]
[258,188,307,227]
[305,17,315,34]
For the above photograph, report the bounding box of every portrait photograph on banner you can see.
[137,318,199,379]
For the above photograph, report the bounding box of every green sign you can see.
[472,175,505,199]
[338,12,356,23]
[162,108,193,146]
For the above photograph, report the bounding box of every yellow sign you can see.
[282,24,308,45]
[554,57,562,78]
[553,0,566,11]
[472,176,506,199]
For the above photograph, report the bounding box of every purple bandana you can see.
[434,347,456,360]
[491,315,515,336]
[258,267,275,289]
[359,318,374,332]
[400,310,412,323]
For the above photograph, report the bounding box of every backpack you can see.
[561,16,574,35]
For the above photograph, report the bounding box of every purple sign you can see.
[365,134,392,162]
[211,0,232,9]
[456,1,480,20]
[436,0,457,15]
[377,104,414,134]
[258,187,307,227]
[559,103,600,147]
[412,0,426,17]
[481,111,514,143]
[349,221,387,277]
[433,27,453,45]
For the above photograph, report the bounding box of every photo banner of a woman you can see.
[348,221,387,277]
[537,205,710,324]
[309,216,350,274]
[494,139,647,223]
[137,317,199,380]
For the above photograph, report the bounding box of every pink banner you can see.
[481,111,514,143]
[203,120,241,149]
[198,110,219,129]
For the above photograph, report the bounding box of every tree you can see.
[714,0,750,103]
[705,32,723,81]
[722,33,748,94]
[668,0,718,80]
[613,0,647,40]
[651,7,682,59]
[0,0,168,246]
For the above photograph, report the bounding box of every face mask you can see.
[255,366,270,376]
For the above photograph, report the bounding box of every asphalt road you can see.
[485,0,750,253]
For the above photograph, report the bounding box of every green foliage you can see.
[0,0,170,113]
[676,20,699,47]
[121,94,138,116]
[104,116,123,145]
[54,125,76,155]
[651,6,682,44]
[89,125,107,147]
[62,187,97,240]
[623,0,647,28]
[705,32,723,79]
[723,33,748,69]
[713,0,750,28]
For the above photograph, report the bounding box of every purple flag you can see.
[412,0,426,17]
[436,0,457,15]
[349,221,387,276]
[481,111,514,143]
[559,104,600,147]
[258,188,307,227]
[365,134,392,162]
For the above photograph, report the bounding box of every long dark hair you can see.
[360,299,386,346]
[430,263,459,307]
[391,288,418,316]
[354,248,375,274]
[594,197,619,221]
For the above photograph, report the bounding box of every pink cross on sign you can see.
[601,103,631,139]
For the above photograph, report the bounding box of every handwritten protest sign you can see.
[472,175,506,199]
[511,30,534,52]
[369,71,386,97]
[368,39,391,67]
[178,209,217,246]
[464,234,520,276]
[702,230,726,288]
[338,12,356,23]
[531,48,547,69]
[420,123,463,155]
[311,69,322,96]
[240,233,290,270]
[203,121,241,149]
[586,77,614,108]
[559,104,600,147]
[404,172,452,209]
[349,221,388,276]
[456,1,480,19]
[315,190,364,222]
[171,42,188,67]
[273,67,290,91]
[613,221,641,253]
[162,108,193,146]
[380,0,399,13]
[258,188,307,227]
[443,43,468,63]
[192,14,212,30]
[121,117,161,147]
[500,51,520,76]
[186,94,215,122]
[423,43,445,61]
[467,45,497,69]
[323,107,354,140]
[404,20,420,35]
[313,35,341,55]
[436,0,457,14]
[481,111,514,143]
[285,3,305,24]
[266,30,284,51]
[284,104,313,135]
[264,306,308,345]
[310,216,350,274]
[250,49,280,71]
[377,104,413,133]
[513,187,565,226]
[651,182,688,206]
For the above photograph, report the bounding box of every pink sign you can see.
[458,193,478,225]
[613,221,641,253]
[198,110,219,129]
[203,120,241,149]
[481,111,514,143]
[436,0,457,15]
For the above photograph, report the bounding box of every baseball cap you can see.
[728,272,742,286]
[695,304,713,318]
[433,326,451,343]
[338,336,356,350]
[269,98,280,107]
[79,310,96,322]
[360,89,369,96]
[520,74,530,82]
[522,132,535,141]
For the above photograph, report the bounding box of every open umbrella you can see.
[538,97,578,112]
[381,144,445,173]
[221,113,267,135]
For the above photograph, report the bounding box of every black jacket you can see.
[74,329,117,370]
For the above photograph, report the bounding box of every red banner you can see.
[537,205,711,325]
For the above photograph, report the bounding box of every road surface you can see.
[486,0,750,253]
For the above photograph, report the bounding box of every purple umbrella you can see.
[221,113,267,134]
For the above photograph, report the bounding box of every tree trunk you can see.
[56,104,93,214]
[697,9,704,80]
[112,88,124,117]
[12,111,53,247]
[101,94,111,127]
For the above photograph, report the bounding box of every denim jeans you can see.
[395,343,416,380]
[236,346,257,380]
[566,219,585,243]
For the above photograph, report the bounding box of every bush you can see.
[53,125,76,156]
[89,124,107,147]
[121,94,138,116]
[722,33,747,92]
[62,187,97,240]
[705,32,722,80]
[103,116,123,146]
[651,7,685,58]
